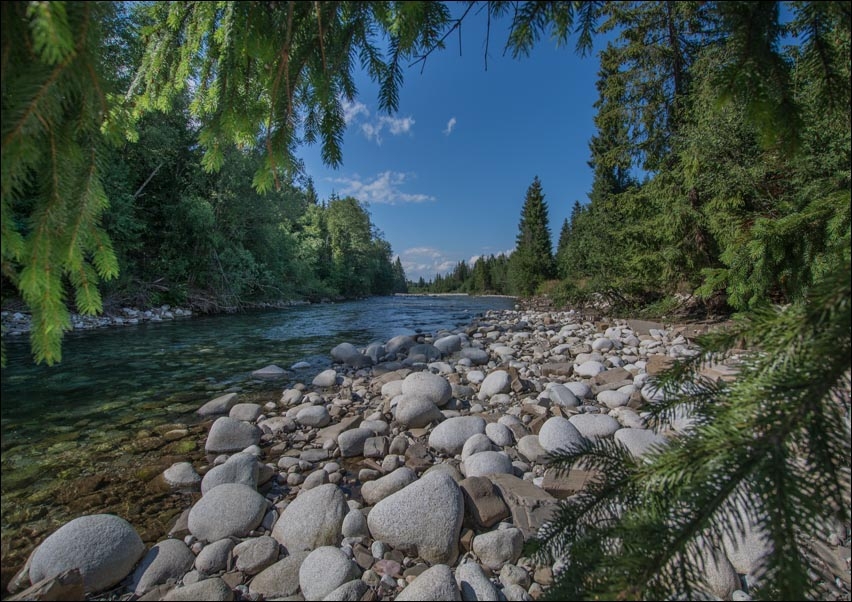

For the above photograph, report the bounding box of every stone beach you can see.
[6,305,851,601]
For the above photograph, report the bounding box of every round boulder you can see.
[428,416,486,456]
[205,417,261,454]
[395,395,442,428]
[29,514,145,594]
[477,370,511,400]
[568,414,620,440]
[538,417,587,454]
[463,451,514,478]
[402,371,453,407]
[130,538,195,596]
[367,471,464,565]
[272,483,348,552]
[188,483,267,542]
[299,546,360,601]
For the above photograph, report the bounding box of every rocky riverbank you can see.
[6,306,850,601]
[0,298,314,337]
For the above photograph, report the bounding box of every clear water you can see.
[0,295,515,576]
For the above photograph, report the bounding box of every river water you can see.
[0,295,516,583]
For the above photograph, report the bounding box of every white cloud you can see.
[341,99,369,125]
[361,115,416,144]
[399,247,471,282]
[444,117,457,136]
[329,171,435,205]
[403,247,443,259]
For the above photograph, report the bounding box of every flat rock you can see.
[299,546,360,601]
[367,471,464,565]
[163,462,201,489]
[205,417,261,454]
[29,514,145,594]
[459,477,510,529]
[198,393,239,416]
[397,564,461,601]
[131,539,195,596]
[541,362,573,377]
[489,474,557,539]
[249,551,310,599]
[428,416,486,456]
[188,483,267,542]
[272,483,348,552]
[252,365,287,380]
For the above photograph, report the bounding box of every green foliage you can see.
[533,261,851,601]
[2,2,121,365]
[132,1,451,192]
[509,176,555,297]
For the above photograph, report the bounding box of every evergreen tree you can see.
[392,257,408,293]
[509,176,555,296]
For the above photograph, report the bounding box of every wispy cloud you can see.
[399,248,458,281]
[362,115,416,144]
[329,171,435,205]
[443,117,457,136]
[341,99,369,125]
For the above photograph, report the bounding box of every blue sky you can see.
[299,7,604,282]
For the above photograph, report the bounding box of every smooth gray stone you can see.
[29,514,145,594]
[201,452,259,494]
[402,371,453,407]
[195,539,234,574]
[428,416,486,456]
[198,393,239,416]
[272,484,348,552]
[397,564,461,601]
[456,561,501,601]
[367,471,463,565]
[249,552,311,599]
[299,546,361,601]
[131,539,195,595]
[188,483,267,542]
[361,467,417,506]
[205,417,261,454]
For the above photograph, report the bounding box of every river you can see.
[0,294,516,586]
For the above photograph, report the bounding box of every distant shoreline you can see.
[394,293,517,299]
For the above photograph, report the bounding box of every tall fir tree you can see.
[509,176,555,296]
